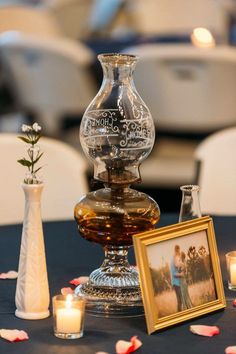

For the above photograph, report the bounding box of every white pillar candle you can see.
[230,264,236,286]
[56,295,82,334]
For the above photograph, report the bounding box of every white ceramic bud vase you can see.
[15,183,50,319]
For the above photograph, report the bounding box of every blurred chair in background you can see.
[84,0,230,42]
[0,4,62,132]
[89,0,123,35]
[126,44,236,133]
[124,44,236,192]
[195,127,236,216]
[0,133,88,225]
[88,0,136,38]
[0,0,232,43]
[41,0,94,40]
[0,5,62,38]
[130,0,230,43]
[0,31,96,136]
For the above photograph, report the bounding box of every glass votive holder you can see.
[52,294,85,339]
[226,251,236,290]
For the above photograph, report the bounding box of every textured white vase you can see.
[15,183,50,320]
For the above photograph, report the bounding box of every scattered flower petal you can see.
[61,287,74,295]
[116,336,142,354]
[233,299,236,307]
[116,340,131,354]
[130,336,142,351]
[69,276,89,286]
[0,329,29,342]
[0,271,18,279]
[190,325,220,337]
[225,346,236,354]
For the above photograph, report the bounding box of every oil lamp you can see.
[74,54,160,316]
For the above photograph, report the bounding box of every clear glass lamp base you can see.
[75,246,144,317]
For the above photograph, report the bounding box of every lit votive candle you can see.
[226,252,236,290]
[53,294,85,339]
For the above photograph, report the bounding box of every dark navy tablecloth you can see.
[0,214,235,354]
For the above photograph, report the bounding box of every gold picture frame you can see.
[133,216,226,334]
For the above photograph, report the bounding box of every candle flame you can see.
[65,294,73,309]
[191,27,215,48]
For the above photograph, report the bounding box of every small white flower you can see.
[24,172,33,184]
[32,122,42,132]
[33,145,40,153]
[28,145,40,159]
[37,174,43,183]
[24,171,42,184]
[21,124,31,132]
[25,172,32,178]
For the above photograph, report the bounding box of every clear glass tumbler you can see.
[179,185,202,222]
[53,294,85,339]
[226,251,236,291]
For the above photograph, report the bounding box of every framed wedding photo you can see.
[133,216,226,334]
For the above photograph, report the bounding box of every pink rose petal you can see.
[0,271,18,279]
[130,336,142,351]
[190,325,220,337]
[225,346,236,354]
[116,339,131,354]
[116,336,142,354]
[61,287,74,295]
[233,299,236,307]
[0,329,29,342]
[69,276,89,286]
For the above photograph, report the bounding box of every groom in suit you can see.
[170,244,182,312]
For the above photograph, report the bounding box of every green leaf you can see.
[17,158,32,167]
[33,152,43,165]
[18,136,31,144]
